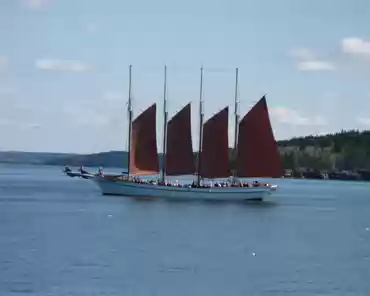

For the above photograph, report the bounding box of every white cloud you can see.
[0,86,16,94]
[270,107,327,126]
[0,56,9,72]
[86,23,97,34]
[61,106,111,127]
[311,116,327,126]
[297,61,335,71]
[35,59,93,72]
[20,123,41,130]
[0,118,11,126]
[103,91,124,102]
[341,37,370,58]
[322,90,337,99]
[0,118,41,130]
[290,48,316,60]
[290,47,335,71]
[78,115,110,127]
[23,0,51,10]
[357,117,370,128]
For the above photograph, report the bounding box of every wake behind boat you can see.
[65,66,284,201]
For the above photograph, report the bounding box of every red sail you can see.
[236,96,283,178]
[165,103,195,176]
[200,106,231,179]
[130,103,160,176]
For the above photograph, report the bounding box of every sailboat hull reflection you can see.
[93,177,276,201]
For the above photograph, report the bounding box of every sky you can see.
[1,0,370,153]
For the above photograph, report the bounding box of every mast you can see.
[196,66,204,186]
[233,67,239,179]
[127,65,133,177]
[160,65,168,183]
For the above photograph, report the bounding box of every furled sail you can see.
[200,106,231,179]
[236,96,283,178]
[165,103,195,176]
[130,103,160,175]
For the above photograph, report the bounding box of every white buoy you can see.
[107,214,113,218]
[252,252,256,256]
[366,227,369,231]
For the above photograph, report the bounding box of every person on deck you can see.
[79,166,88,174]
[98,167,104,177]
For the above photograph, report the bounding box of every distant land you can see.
[0,151,77,165]
[1,130,370,180]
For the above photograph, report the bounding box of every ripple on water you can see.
[1,167,370,295]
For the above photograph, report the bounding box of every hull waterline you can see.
[92,177,276,201]
[65,171,95,179]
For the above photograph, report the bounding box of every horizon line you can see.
[0,129,367,155]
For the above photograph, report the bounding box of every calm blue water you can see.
[0,164,370,295]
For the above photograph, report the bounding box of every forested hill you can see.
[278,130,370,171]
[1,130,370,172]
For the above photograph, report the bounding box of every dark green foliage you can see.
[277,130,370,171]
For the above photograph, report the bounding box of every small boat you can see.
[63,167,95,179]
[83,65,284,201]
[65,171,83,178]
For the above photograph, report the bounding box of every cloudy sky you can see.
[1,0,370,153]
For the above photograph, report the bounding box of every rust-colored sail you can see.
[200,106,231,179]
[165,103,195,176]
[236,96,284,178]
[130,103,160,176]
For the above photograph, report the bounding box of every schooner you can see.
[67,65,284,201]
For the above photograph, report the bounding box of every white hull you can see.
[92,177,276,201]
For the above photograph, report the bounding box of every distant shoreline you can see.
[1,158,369,182]
[1,130,370,181]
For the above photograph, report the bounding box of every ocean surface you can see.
[0,164,369,296]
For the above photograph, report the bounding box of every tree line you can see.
[276,130,370,172]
